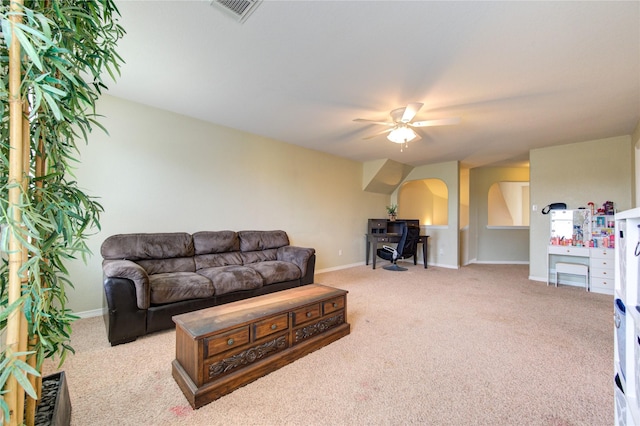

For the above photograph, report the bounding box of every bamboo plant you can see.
[0,1,124,424]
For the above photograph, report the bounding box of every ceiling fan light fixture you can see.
[387,126,417,144]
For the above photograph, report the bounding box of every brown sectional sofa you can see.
[102,230,315,345]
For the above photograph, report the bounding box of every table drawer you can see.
[590,248,614,260]
[253,313,289,340]
[205,327,250,358]
[292,303,321,326]
[591,276,614,291]
[205,333,289,382]
[591,256,614,269]
[323,296,345,315]
[548,246,590,256]
[591,266,614,279]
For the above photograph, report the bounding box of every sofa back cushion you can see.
[238,230,289,252]
[193,231,243,271]
[136,257,196,275]
[101,233,195,274]
[240,249,278,265]
[193,231,239,254]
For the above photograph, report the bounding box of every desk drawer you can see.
[590,248,614,260]
[591,266,614,280]
[591,256,614,270]
[548,246,590,256]
[591,276,614,292]
[369,219,387,229]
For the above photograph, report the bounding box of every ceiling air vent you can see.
[211,0,262,24]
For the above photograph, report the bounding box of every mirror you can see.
[550,209,590,244]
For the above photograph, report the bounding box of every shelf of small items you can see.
[588,201,616,295]
[592,214,615,248]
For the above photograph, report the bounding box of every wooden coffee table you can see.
[172,283,350,408]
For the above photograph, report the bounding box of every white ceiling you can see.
[108,0,640,168]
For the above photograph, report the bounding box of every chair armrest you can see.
[382,245,398,260]
[277,246,315,278]
[102,259,150,309]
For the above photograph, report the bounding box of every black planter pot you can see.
[35,371,71,426]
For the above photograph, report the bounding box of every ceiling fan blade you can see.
[353,118,395,126]
[401,102,424,123]
[413,127,427,140]
[362,127,393,140]
[411,117,461,127]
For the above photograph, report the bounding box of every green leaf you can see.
[41,84,67,97]
[0,19,11,48]
[11,24,44,71]
[0,3,124,418]
[42,91,62,120]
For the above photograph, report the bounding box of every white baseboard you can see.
[426,262,459,269]
[316,262,366,274]
[73,308,105,319]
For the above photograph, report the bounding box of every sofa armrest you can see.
[103,277,147,345]
[103,259,150,310]
[277,246,315,279]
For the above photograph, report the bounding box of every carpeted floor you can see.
[43,264,613,425]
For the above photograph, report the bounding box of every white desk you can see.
[547,245,614,294]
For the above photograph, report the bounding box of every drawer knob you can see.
[271,324,277,330]
[306,312,312,318]
[227,338,234,345]
[332,302,338,308]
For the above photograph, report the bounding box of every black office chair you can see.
[377,223,420,271]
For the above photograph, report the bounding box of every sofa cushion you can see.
[193,231,239,254]
[246,261,301,285]
[136,257,195,275]
[149,272,214,305]
[194,252,243,270]
[197,265,263,295]
[101,232,194,261]
[238,230,289,252]
[240,249,278,265]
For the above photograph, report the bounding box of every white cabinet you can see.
[614,207,640,425]
[547,209,615,295]
[591,248,615,294]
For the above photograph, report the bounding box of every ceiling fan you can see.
[353,103,460,150]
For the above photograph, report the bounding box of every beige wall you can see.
[65,97,638,314]
[469,167,530,263]
[393,161,460,268]
[398,179,449,226]
[529,135,634,281]
[67,95,388,314]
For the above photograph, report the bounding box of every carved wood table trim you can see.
[171,283,350,409]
